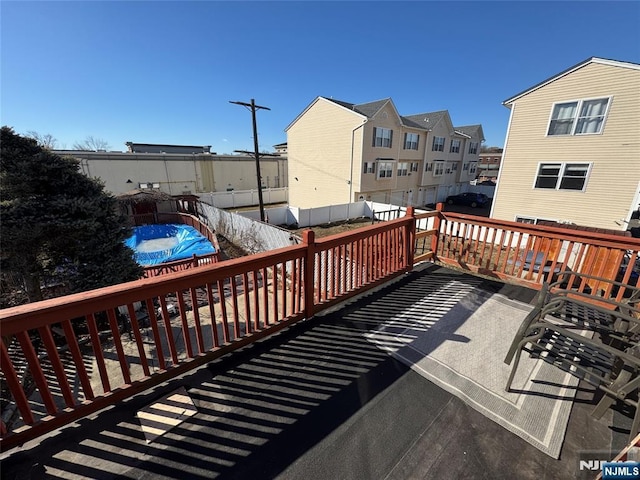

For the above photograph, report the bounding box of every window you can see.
[397,162,409,176]
[363,162,376,174]
[452,163,458,171]
[535,163,590,190]
[377,161,394,179]
[547,97,610,136]
[410,162,419,172]
[516,216,556,225]
[404,133,419,150]
[463,163,469,171]
[373,127,393,147]
[432,136,445,151]
[468,142,478,154]
[450,140,461,153]
[425,163,433,172]
[515,216,537,225]
[468,162,477,175]
[433,161,444,176]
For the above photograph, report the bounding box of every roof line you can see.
[503,57,640,106]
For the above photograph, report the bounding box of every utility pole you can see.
[230,98,278,222]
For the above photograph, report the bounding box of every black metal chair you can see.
[504,273,640,441]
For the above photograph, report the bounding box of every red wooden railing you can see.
[433,204,640,300]
[0,212,415,450]
[2,205,639,450]
[142,253,219,278]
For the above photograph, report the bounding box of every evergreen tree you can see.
[1,126,142,303]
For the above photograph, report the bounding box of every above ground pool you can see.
[124,224,216,266]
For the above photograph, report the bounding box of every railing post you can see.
[431,203,443,258]
[405,206,415,272]
[192,254,198,267]
[302,229,316,319]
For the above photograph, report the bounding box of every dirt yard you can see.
[287,217,373,238]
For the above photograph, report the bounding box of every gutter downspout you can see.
[349,119,367,217]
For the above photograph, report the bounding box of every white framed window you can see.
[397,162,409,176]
[377,161,394,179]
[463,163,469,171]
[515,216,537,225]
[432,136,445,152]
[534,162,590,190]
[515,216,557,225]
[468,142,478,154]
[449,140,461,153]
[468,162,477,175]
[363,162,376,174]
[452,163,458,171]
[433,161,444,176]
[410,162,419,172]
[547,97,611,136]
[425,162,433,172]
[404,133,419,150]
[373,127,393,147]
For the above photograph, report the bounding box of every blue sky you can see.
[2,1,639,152]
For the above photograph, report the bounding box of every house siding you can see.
[287,99,365,209]
[492,62,640,230]
[287,97,484,208]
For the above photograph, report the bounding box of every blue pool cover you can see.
[124,224,216,266]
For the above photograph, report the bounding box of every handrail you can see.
[0,211,416,450]
[442,211,640,249]
[434,205,640,300]
[3,202,638,451]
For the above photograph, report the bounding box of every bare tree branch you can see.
[73,135,111,151]
[25,131,58,149]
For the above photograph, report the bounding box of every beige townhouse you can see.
[285,97,483,209]
[491,57,640,231]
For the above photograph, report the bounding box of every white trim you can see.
[626,181,640,228]
[491,103,516,218]
[544,96,612,137]
[433,160,445,177]
[376,160,395,180]
[453,130,472,139]
[533,161,593,192]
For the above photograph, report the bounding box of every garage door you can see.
[390,190,404,206]
[422,187,436,206]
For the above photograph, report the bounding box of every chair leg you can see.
[504,306,544,365]
[506,329,546,392]
[630,401,640,443]
[592,373,640,420]
[506,346,523,392]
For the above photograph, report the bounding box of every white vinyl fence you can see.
[198,200,434,257]
[203,187,288,209]
[199,203,297,254]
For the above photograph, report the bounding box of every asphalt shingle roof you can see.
[402,111,448,130]
[454,125,482,136]
[323,97,391,119]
